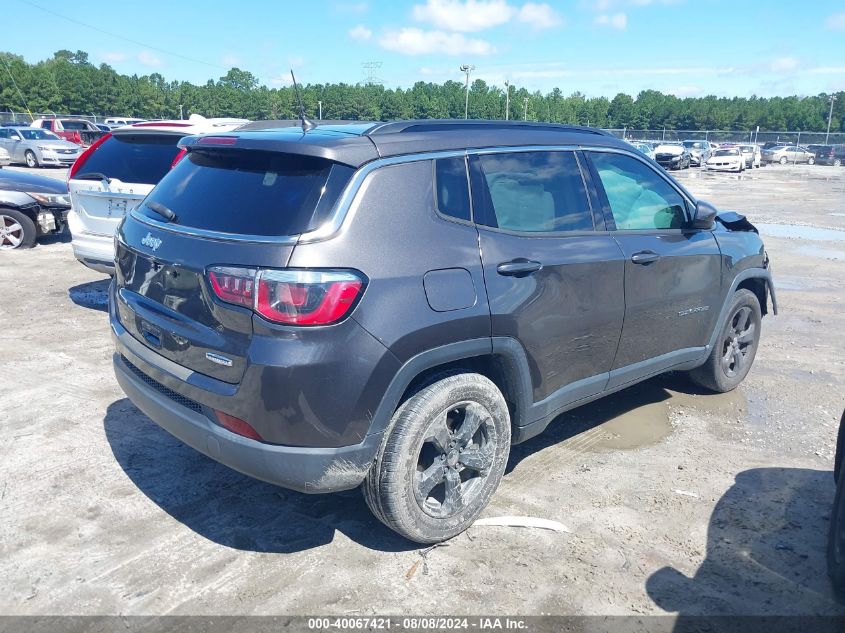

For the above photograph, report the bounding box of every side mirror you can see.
[690,200,717,230]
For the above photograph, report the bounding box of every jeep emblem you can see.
[141,232,162,251]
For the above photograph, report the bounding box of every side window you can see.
[434,157,471,222]
[589,152,687,230]
[472,151,594,233]
[0,129,8,139]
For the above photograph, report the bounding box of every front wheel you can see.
[829,456,845,596]
[779,156,788,165]
[689,289,761,393]
[24,150,39,168]
[0,208,37,249]
[363,373,511,543]
[834,158,842,167]
[808,156,815,165]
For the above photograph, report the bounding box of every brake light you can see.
[68,132,111,180]
[207,267,365,326]
[214,410,263,441]
[198,136,237,145]
[171,148,187,169]
[208,267,255,308]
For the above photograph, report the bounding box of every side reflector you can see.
[214,411,263,441]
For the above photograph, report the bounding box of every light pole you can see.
[179,104,184,120]
[523,97,529,121]
[826,95,838,144]
[318,100,322,120]
[504,80,510,121]
[460,64,474,119]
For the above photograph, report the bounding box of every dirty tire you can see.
[829,463,845,597]
[0,208,36,249]
[689,289,761,393]
[362,373,511,544]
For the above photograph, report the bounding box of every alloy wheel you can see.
[413,401,497,519]
[0,214,24,248]
[721,306,755,377]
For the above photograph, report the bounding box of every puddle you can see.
[557,375,747,452]
[756,223,845,242]
[795,245,845,260]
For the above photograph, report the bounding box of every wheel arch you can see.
[706,268,777,354]
[366,337,533,443]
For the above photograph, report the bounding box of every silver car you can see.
[0,127,82,168]
[762,145,816,165]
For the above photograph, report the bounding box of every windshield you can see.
[683,141,704,149]
[715,149,740,156]
[60,120,91,131]
[18,129,61,141]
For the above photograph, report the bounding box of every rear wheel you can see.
[779,156,788,165]
[834,158,842,167]
[363,373,511,543]
[0,208,36,249]
[828,461,845,596]
[808,156,815,165]
[689,289,761,393]
[24,150,38,168]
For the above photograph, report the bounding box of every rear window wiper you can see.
[147,201,177,222]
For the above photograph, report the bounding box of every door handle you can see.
[497,259,543,277]
[631,250,661,265]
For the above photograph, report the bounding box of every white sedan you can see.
[0,147,9,167]
[705,147,745,172]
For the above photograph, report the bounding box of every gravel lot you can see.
[1,162,844,617]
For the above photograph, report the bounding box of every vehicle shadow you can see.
[68,278,110,312]
[646,467,845,622]
[103,398,416,554]
[506,372,699,474]
[38,230,71,245]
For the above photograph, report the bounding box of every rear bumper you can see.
[67,211,115,274]
[113,350,383,493]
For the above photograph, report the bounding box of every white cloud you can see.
[288,55,305,68]
[268,74,291,87]
[349,24,373,41]
[412,0,513,32]
[222,54,241,67]
[594,12,627,29]
[770,57,799,72]
[518,3,562,29]
[379,28,495,56]
[137,50,162,67]
[826,12,845,30]
[668,85,702,97]
[102,51,126,63]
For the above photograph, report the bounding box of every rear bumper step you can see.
[113,352,382,493]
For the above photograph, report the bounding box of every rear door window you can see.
[77,134,182,185]
[471,151,594,233]
[137,150,354,237]
[434,157,471,222]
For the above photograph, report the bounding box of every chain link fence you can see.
[605,128,845,145]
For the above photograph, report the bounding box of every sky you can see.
[5,0,845,98]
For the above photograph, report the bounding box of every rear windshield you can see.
[137,150,354,236]
[78,134,182,185]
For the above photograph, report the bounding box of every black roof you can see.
[180,119,628,168]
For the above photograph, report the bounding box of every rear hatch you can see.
[69,133,183,237]
[115,146,354,383]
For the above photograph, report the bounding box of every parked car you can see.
[828,408,845,594]
[706,147,746,172]
[30,117,106,147]
[95,123,112,132]
[808,144,845,167]
[762,145,816,165]
[629,141,655,160]
[738,145,762,169]
[0,126,82,168]
[110,119,776,543]
[0,147,10,167]
[67,114,249,274]
[103,117,146,127]
[654,142,692,170]
[0,168,70,248]
[682,140,713,167]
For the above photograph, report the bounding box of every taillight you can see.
[170,148,187,169]
[208,266,256,308]
[68,132,111,180]
[207,267,365,326]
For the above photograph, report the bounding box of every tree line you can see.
[1,50,843,132]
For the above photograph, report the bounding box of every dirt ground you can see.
[0,163,844,618]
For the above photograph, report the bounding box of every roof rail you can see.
[363,119,611,137]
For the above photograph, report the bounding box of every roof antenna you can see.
[290,70,316,133]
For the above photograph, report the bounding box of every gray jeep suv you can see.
[110,120,776,543]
